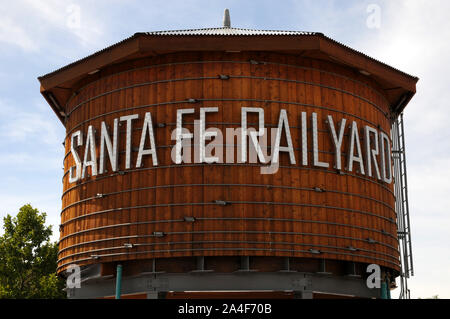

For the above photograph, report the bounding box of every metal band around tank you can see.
[58,200,396,228]
[65,75,388,119]
[64,59,389,113]
[58,216,398,244]
[61,163,396,198]
[57,239,399,265]
[57,228,398,256]
[59,183,395,215]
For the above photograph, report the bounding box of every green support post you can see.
[115,264,122,299]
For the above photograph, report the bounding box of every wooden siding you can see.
[57,52,399,273]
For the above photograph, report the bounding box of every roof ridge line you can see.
[139,27,320,35]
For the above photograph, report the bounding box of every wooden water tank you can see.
[56,51,397,271]
[38,29,418,298]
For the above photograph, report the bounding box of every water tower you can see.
[38,10,416,299]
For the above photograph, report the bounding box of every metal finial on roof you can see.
[223,9,231,28]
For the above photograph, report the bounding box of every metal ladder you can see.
[391,113,414,299]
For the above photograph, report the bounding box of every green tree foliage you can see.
[0,204,66,298]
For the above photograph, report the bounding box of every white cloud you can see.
[408,159,450,210]
[353,0,450,298]
[0,152,61,171]
[0,0,104,53]
[359,0,450,135]
[0,17,38,51]
[0,100,63,146]
[22,0,104,48]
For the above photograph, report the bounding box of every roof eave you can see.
[40,86,65,124]
[39,35,141,90]
[317,34,418,92]
[392,90,416,116]
[38,32,419,126]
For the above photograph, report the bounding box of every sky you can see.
[0,0,449,299]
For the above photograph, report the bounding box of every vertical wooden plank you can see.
[321,62,339,256]
[300,58,313,257]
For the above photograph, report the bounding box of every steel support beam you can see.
[66,271,381,299]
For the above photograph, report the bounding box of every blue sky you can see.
[1,0,449,299]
